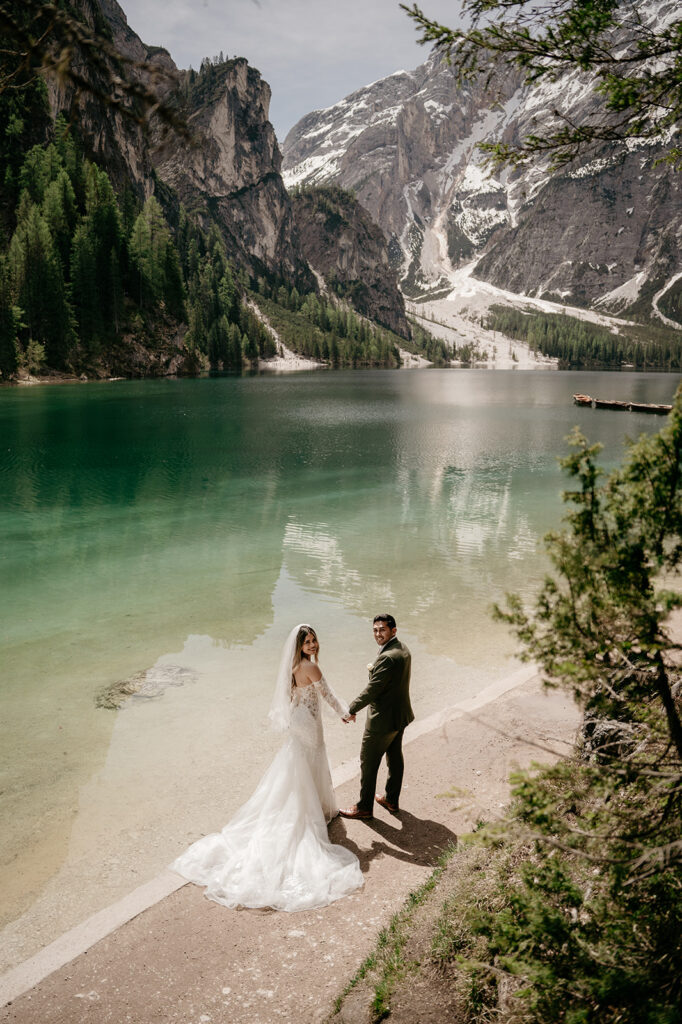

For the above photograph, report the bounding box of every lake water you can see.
[0,368,679,968]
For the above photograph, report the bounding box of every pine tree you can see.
[8,202,73,367]
[17,143,62,204]
[186,297,204,353]
[0,74,51,211]
[0,256,18,378]
[128,196,170,308]
[68,163,125,352]
[118,181,139,240]
[218,268,238,322]
[243,331,259,363]
[42,168,76,271]
[70,221,99,350]
[163,242,185,320]
[228,321,242,367]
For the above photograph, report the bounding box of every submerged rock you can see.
[97,664,198,709]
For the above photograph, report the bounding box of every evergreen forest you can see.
[0,100,273,380]
[252,277,451,367]
[0,82,435,381]
[486,305,682,370]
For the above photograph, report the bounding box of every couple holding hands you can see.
[172,614,413,911]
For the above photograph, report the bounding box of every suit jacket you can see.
[349,637,414,735]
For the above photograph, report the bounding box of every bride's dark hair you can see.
[291,625,319,697]
[293,625,318,671]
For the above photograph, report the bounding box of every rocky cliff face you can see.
[45,0,312,286]
[151,58,313,287]
[282,2,682,320]
[474,148,682,314]
[43,0,167,195]
[291,187,410,337]
[41,0,411,326]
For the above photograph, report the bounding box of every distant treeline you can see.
[486,305,682,369]
[253,278,450,367]
[409,321,452,365]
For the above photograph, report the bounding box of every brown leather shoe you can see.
[339,805,372,819]
[376,795,399,813]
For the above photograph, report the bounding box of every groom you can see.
[340,614,413,820]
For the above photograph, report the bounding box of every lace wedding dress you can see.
[171,668,363,912]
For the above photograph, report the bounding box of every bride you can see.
[171,624,363,911]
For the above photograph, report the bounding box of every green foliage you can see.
[471,391,682,1022]
[486,304,682,369]
[288,183,358,230]
[8,197,74,368]
[409,310,489,364]
[3,132,138,370]
[183,225,267,369]
[0,116,277,376]
[402,1,682,168]
[184,54,240,108]
[19,337,46,374]
[71,162,125,353]
[0,66,50,226]
[432,746,682,1023]
[497,399,682,751]
[0,254,19,377]
[405,318,451,364]
[253,278,403,367]
[129,196,177,311]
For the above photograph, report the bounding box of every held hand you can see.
[343,714,356,724]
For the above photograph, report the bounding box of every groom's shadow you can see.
[329,809,457,873]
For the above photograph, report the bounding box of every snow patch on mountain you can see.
[595,271,648,311]
[652,271,682,328]
[282,4,682,325]
[440,262,630,330]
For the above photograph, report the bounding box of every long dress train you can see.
[170,676,363,912]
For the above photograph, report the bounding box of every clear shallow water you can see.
[0,368,679,963]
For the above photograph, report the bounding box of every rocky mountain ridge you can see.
[43,0,408,337]
[151,55,313,289]
[282,1,682,325]
[290,186,410,337]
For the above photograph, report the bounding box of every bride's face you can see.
[301,633,319,658]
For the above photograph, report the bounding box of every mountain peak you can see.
[282,15,682,321]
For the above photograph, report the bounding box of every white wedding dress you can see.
[171,675,363,912]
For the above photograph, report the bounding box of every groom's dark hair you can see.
[373,613,396,630]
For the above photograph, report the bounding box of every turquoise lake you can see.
[0,368,679,967]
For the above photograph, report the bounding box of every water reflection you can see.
[0,370,679,952]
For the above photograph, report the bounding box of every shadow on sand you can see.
[329,809,457,873]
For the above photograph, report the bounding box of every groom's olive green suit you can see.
[348,637,413,812]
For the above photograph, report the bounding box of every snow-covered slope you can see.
[282,2,682,325]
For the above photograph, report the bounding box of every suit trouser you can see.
[358,727,405,812]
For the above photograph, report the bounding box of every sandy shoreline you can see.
[0,665,581,1019]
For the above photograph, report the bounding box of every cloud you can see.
[124,0,457,139]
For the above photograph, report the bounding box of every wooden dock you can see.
[573,394,672,415]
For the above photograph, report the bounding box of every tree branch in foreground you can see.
[401,0,682,167]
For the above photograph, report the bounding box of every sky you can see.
[123,0,459,142]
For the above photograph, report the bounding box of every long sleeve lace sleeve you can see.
[314,675,350,719]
